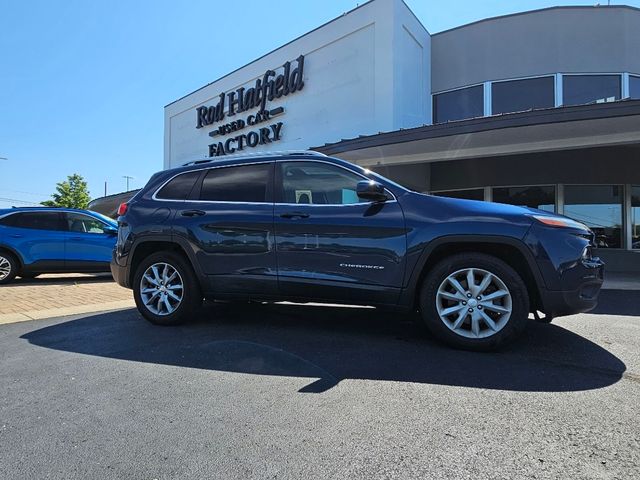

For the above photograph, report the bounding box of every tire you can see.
[0,251,18,285]
[418,253,529,351]
[132,251,202,326]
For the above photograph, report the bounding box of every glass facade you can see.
[632,186,640,249]
[630,75,640,99]
[432,189,484,201]
[563,75,621,106]
[433,85,484,124]
[492,186,555,212]
[564,185,623,248]
[491,76,555,115]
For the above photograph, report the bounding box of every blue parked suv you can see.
[0,207,118,284]
[112,151,604,351]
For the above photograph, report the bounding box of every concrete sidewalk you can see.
[602,272,640,291]
[0,274,134,324]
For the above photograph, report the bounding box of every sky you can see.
[1,0,639,208]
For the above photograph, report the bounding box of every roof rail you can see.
[181,149,327,166]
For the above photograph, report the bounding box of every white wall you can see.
[164,0,431,169]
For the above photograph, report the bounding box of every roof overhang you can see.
[314,100,640,166]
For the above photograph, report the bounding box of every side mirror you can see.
[104,225,118,235]
[356,180,387,202]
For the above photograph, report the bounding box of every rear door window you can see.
[156,171,201,200]
[0,211,65,231]
[200,163,272,203]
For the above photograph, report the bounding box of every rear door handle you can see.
[280,212,310,219]
[181,210,206,217]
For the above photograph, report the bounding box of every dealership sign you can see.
[195,55,305,157]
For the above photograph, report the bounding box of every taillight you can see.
[117,203,128,216]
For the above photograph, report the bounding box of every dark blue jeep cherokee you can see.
[112,151,604,350]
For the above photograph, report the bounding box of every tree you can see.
[41,174,91,209]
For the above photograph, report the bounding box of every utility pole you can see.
[122,175,134,192]
[104,181,108,197]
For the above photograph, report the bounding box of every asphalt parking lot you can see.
[1,291,639,479]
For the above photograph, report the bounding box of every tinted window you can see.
[156,171,201,200]
[200,163,271,202]
[563,75,621,106]
[279,162,364,205]
[433,85,484,124]
[432,189,484,201]
[564,185,622,248]
[492,76,555,115]
[492,185,555,212]
[630,75,640,99]
[0,211,64,231]
[66,213,111,234]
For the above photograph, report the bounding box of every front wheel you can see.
[132,251,202,325]
[0,252,18,285]
[419,253,529,351]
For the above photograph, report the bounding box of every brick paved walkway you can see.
[0,274,134,324]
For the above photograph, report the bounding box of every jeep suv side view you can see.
[111,151,604,350]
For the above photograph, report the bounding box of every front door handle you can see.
[181,210,206,217]
[280,212,310,219]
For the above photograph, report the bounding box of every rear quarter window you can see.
[155,171,201,200]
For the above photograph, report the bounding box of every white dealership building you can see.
[164,0,640,271]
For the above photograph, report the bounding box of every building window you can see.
[629,75,640,99]
[432,189,484,201]
[562,75,621,106]
[632,186,640,249]
[491,77,555,115]
[564,185,623,248]
[492,186,555,212]
[433,85,484,124]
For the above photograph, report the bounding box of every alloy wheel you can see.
[0,256,11,281]
[436,268,512,339]
[139,262,184,316]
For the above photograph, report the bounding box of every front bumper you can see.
[539,258,605,317]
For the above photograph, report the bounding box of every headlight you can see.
[530,214,589,231]
[582,245,593,260]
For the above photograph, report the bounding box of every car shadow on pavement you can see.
[20,300,626,394]
[11,273,113,286]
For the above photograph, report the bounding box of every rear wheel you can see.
[419,253,529,351]
[132,251,202,325]
[0,252,18,285]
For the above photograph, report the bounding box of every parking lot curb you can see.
[0,299,135,325]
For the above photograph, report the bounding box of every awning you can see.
[314,100,640,167]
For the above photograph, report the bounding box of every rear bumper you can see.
[110,251,130,289]
[540,258,604,317]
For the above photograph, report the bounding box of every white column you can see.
[554,73,563,107]
[622,72,630,99]
[624,184,633,250]
[484,186,492,202]
[557,184,564,215]
[483,81,492,117]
